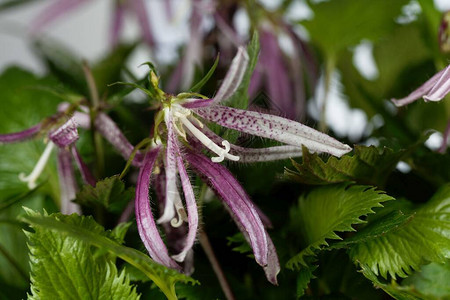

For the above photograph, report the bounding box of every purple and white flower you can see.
[132,46,352,283]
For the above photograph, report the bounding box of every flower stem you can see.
[82,62,105,177]
[198,230,236,300]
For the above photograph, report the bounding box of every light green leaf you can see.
[296,264,317,298]
[21,209,197,300]
[285,145,408,187]
[402,261,450,299]
[350,184,450,279]
[24,210,139,300]
[287,184,393,269]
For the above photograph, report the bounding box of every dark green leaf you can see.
[402,261,450,299]
[285,145,408,187]
[296,264,317,298]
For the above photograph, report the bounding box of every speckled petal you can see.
[0,123,41,144]
[194,105,352,157]
[57,149,81,215]
[48,118,79,148]
[185,150,268,266]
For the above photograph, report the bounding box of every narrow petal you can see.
[48,117,79,148]
[128,0,155,47]
[193,124,303,162]
[110,2,126,47]
[212,47,249,105]
[423,65,450,101]
[95,113,143,166]
[194,105,352,157]
[57,149,81,215]
[31,0,88,34]
[0,123,41,144]
[182,98,215,109]
[185,151,268,266]
[263,231,280,285]
[391,67,447,106]
[70,147,96,186]
[158,113,179,224]
[135,147,181,269]
[172,155,198,262]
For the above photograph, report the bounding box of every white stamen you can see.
[179,116,240,162]
[19,141,55,189]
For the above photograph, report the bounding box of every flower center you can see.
[170,105,240,163]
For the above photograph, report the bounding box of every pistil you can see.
[19,141,55,189]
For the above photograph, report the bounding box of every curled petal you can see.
[423,65,450,101]
[194,105,352,157]
[57,149,81,215]
[172,155,198,262]
[391,66,449,106]
[94,113,143,166]
[135,147,180,270]
[0,123,41,144]
[212,47,249,105]
[263,231,280,285]
[48,118,79,148]
[70,147,96,186]
[185,151,269,267]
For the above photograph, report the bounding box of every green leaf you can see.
[75,176,134,213]
[329,210,413,250]
[402,261,450,299]
[24,210,139,300]
[359,264,424,300]
[296,264,317,298]
[285,145,408,187]
[287,184,393,270]
[304,0,409,59]
[21,209,197,300]
[350,184,450,279]
[227,233,252,255]
[190,55,219,93]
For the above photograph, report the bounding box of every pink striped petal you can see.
[212,47,249,105]
[31,0,89,34]
[94,113,143,166]
[391,67,448,106]
[424,65,450,101]
[57,149,81,215]
[128,0,155,47]
[135,147,181,269]
[0,123,41,144]
[110,2,126,47]
[48,118,79,148]
[185,151,268,267]
[194,105,352,157]
[172,155,198,262]
[70,147,96,186]
[182,98,215,109]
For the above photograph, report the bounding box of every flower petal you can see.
[185,150,269,266]
[48,117,79,148]
[110,2,126,47]
[70,147,96,186]
[423,65,450,101]
[135,147,181,269]
[182,98,215,109]
[391,66,448,106]
[57,149,81,215]
[0,123,41,144]
[194,105,352,157]
[193,124,303,162]
[95,113,143,166]
[172,155,199,262]
[212,47,249,105]
[128,0,155,47]
[263,231,280,285]
[31,0,88,34]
